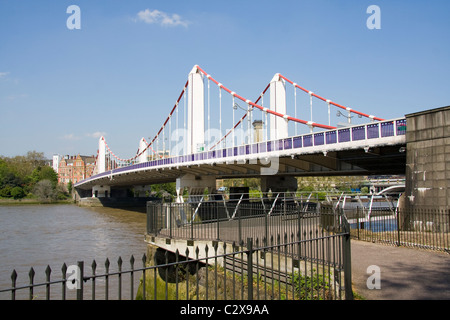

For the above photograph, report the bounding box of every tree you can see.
[56,183,69,200]
[10,186,25,199]
[151,183,176,197]
[67,180,73,194]
[0,185,12,198]
[31,166,58,187]
[33,180,56,202]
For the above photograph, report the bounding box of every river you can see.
[0,204,148,300]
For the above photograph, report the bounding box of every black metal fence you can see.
[140,233,352,300]
[146,196,328,245]
[146,199,353,300]
[0,233,352,300]
[0,255,148,300]
[0,197,353,300]
[346,207,450,252]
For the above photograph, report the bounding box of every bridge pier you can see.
[92,185,111,198]
[176,173,216,203]
[405,106,450,210]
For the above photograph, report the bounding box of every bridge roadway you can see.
[74,118,406,192]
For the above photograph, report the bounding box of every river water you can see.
[0,204,149,300]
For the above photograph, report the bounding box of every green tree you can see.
[151,183,176,197]
[10,186,25,199]
[30,166,58,187]
[0,185,12,198]
[67,180,73,194]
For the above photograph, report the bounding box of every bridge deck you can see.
[75,118,406,189]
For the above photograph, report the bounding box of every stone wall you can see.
[405,106,450,210]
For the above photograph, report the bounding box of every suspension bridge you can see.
[73,65,408,201]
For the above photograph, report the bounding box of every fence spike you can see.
[45,265,52,277]
[11,269,17,283]
[28,267,35,280]
[105,258,110,271]
[61,263,67,275]
[195,246,200,257]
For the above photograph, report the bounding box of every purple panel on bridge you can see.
[284,138,292,149]
[338,128,350,143]
[326,131,337,144]
[303,135,313,147]
[314,132,324,145]
[352,126,366,141]
[381,121,394,137]
[367,124,379,139]
[396,119,407,135]
[293,136,302,148]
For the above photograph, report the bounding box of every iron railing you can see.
[0,198,353,300]
[0,232,352,300]
[0,255,143,300]
[347,207,450,252]
[140,233,352,300]
[146,193,331,245]
[145,198,353,300]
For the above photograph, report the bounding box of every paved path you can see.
[351,240,450,300]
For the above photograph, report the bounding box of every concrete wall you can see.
[405,106,450,210]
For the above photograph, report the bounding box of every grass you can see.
[0,198,74,205]
[135,259,336,300]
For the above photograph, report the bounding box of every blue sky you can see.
[1,0,449,159]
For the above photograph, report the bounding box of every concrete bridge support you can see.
[138,137,149,163]
[98,136,106,173]
[405,106,450,210]
[187,66,205,154]
[270,74,288,140]
[92,185,111,198]
[176,173,216,203]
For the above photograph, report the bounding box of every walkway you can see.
[351,240,450,300]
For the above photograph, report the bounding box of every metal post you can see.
[216,203,220,240]
[342,219,353,300]
[396,207,401,246]
[76,261,84,300]
[247,238,253,300]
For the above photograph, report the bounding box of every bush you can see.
[0,186,12,198]
[33,179,56,202]
[10,186,25,199]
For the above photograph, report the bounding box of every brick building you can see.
[58,154,96,185]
